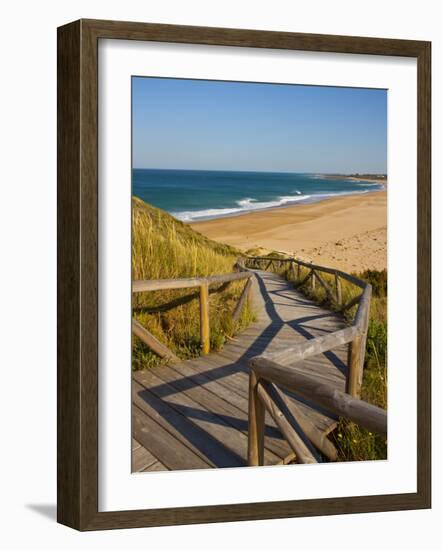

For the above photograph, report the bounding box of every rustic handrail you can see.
[244,254,378,466]
[248,360,387,465]
[242,254,372,397]
[257,325,360,365]
[132,267,254,356]
[244,255,366,289]
[132,253,380,466]
[133,270,252,293]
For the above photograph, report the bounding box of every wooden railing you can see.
[244,255,386,465]
[132,254,385,465]
[132,267,254,358]
[248,365,387,465]
[243,255,372,397]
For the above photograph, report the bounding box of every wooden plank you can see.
[132,444,158,472]
[133,380,244,467]
[143,460,168,472]
[183,355,338,435]
[135,368,280,465]
[168,360,291,458]
[185,354,252,397]
[143,366,281,464]
[132,319,179,363]
[132,405,210,470]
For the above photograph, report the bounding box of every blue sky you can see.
[132,77,387,173]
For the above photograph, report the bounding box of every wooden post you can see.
[341,293,362,313]
[335,273,342,306]
[257,382,318,464]
[311,270,316,291]
[232,277,252,323]
[272,384,338,461]
[199,282,210,355]
[348,285,372,396]
[290,260,296,280]
[314,270,335,302]
[357,291,371,391]
[248,371,265,466]
[347,335,363,397]
[132,319,180,363]
[297,262,301,280]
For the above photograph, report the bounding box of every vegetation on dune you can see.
[132,197,255,370]
[251,253,388,462]
[332,269,387,461]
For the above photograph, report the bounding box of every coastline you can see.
[321,174,387,185]
[190,190,387,273]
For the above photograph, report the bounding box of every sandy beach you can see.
[191,190,387,273]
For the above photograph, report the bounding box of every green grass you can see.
[132,198,255,370]
[333,269,387,462]
[251,254,388,462]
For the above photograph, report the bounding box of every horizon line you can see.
[132,167,387,175]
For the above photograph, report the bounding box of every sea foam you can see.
[172,187,378,222]
[172,194,311,222]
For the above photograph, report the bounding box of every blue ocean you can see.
[132,169,384,222]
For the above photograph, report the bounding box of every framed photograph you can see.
[57,19,431,530]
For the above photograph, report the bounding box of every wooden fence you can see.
[243,255,372,397]
[243,255,386,465]
[132,267,253,357]
[132,254,386,465]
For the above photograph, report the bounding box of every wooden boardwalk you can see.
[132,269,349,471]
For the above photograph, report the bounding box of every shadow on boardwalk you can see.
[132,269,349,471]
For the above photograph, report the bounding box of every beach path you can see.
[132,269,349,471]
